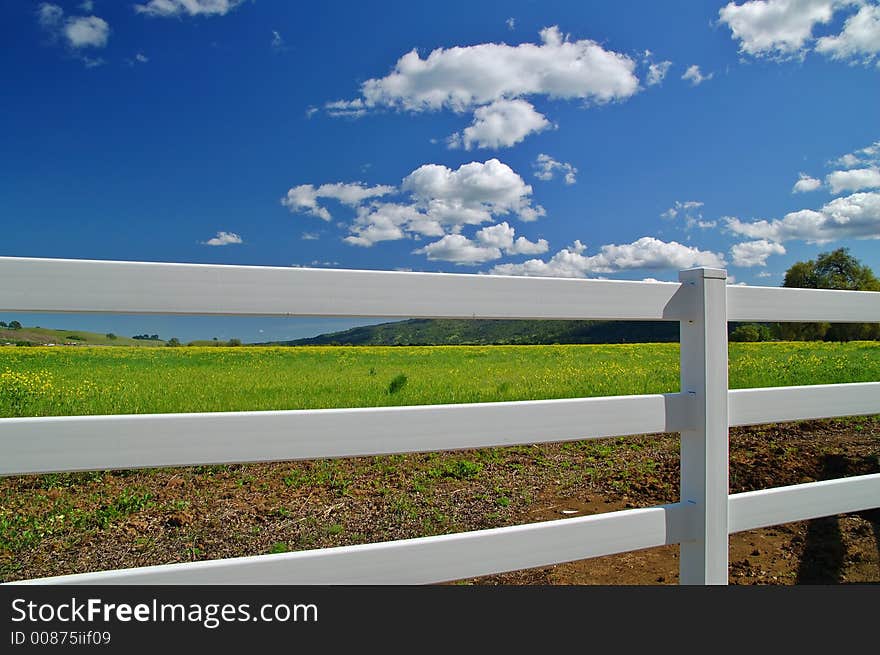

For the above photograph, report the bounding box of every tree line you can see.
[731,248,879,342]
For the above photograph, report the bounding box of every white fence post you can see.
[678,267,729,585]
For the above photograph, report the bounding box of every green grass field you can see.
[0,326,165,347]
[1,341,878,418]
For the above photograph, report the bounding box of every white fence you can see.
[1,256,879,585]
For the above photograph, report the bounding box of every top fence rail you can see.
[2,257,879,323]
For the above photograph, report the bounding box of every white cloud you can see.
[344,202,441,247]
[338,26,639,113]
[37,4,109,51]
[38,3,64,29]
[646,60,672,85]
[281,182,396,221]
[203,231,242,246]
[506,17,516,30]
[448,99,551,150]
[325,98,366,118]
[79,1,94,10]
[826,168,880,194]
[730,239,786,266]
[414,234,503,264]
[285,160,545,252]
[271,30,284,51]
[793,173,822,192]
[829,140,880,169]
[402,158,544,225]
[533,154,577,184]
[834,152,864,168]
[134,0,244,17]
[815,3,880,63]
[661,200,709,229]
[726,191,880,242]
[718,0,846,59]
[661,200,703,220]
[301,232,320,240]
[681,65,713,86]
[490,237,725,277]
[475,221,549,255]
[64,16,109,48]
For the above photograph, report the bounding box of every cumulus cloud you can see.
[134,0,244,17]
[726,191,880,242]
[815,3,880,63]
[285,159,546,250]
[826,168,880,194]
[720,0,880,65]
[793,173,822,193]
[64,16,109,48]
[646,60,672,85]
[326,26,641,146]
[718,0,845,59]
[448,99,551,150]
[475,222,549,255]
[533,154,577,184]
[344,202,442,247]
[37,4,109,51]
[682,65,713,85]
[730,239,786,266]
[401,158,545,225]
[281,159,549,264]
[203,231,243,246]
[281,183,396,221]
[336,26,639,113]
[414,234,503,264]
[830,140,880,169]
[490,237,725,277]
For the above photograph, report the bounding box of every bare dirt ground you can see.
[2,417,878,584]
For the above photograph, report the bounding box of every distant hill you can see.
[0,325,166,347]
[259,319,681,346]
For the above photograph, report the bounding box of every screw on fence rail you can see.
[678,267,729,585]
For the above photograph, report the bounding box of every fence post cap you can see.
[679,267,727,282]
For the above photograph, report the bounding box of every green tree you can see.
[730,324,772,342]
[9,321,22,330]
[778,248,880,341]
[166,337,181,347]
[105,333,117,340]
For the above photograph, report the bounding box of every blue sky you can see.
[2,0,879,342]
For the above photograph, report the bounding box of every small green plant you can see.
[269,542,289,554]
[387,373,408,395]
[429,458,483,480]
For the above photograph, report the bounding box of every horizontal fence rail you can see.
[15,473,880,585]
[729,382,880,426]
[0,256,878,586]
[4,383,878,477]
[0,393,690,476]
[0,257,691,321]
[729,473,880,533]
[14,504,691,585]
[727,284,880,323]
